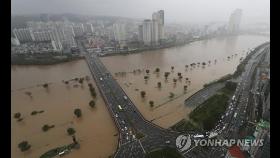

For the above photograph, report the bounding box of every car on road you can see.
[118,105,123,111]
[123,96,128,100]
[58,149,69,157]
[193,134,204,138]
[208,132,218,139]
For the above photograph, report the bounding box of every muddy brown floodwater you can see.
[100,35,269,128]
[11,60,118,158]
[11,35,268,158]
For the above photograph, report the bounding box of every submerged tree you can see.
[89,100,96,108]
[149,101,154,107]
[43,83,48,88]
[88,83,93,88]
[140,91,146,98]
[42,124,55,132]
[79,78,84,84]
[74,108,82,118]
[67,128,76,135]
[18,141,31,152]
[14,112,21,119]
[164,72,170,80]
[169,92,175,99]
[155,68,160,73]
[177,72,182,77]
[144,76,149,80]
[146,69,150,74]
[157,82,162,88]
[184,85,188,91]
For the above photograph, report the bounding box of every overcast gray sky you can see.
[11,0,269,24]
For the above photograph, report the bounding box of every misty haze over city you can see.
[12,0,269,25]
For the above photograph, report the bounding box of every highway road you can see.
[77,40,185,158]
[184,82,225,107]
[181,42,270,157]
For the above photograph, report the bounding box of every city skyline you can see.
[11,0,269,25]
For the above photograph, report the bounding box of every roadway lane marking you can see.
[138,140,146,154]
[182,145,197,155]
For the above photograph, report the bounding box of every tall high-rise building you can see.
[49,28,63,51]
[13,28,35,43]
[73,23,85,37]
[142,19,152,46]
[84,23,94,34]
[158,10,164,25]
[151,19,159,45]
[32,29,52,42]
[228,9,242,34]
[11,37,20,46]
[138,25,143,41]
[157,10,165,40]
[113,23,127,47]
[140,10,165,46]
[62,25,76,48]
[53,21,67,42]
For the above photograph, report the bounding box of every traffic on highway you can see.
[78,39,269,158]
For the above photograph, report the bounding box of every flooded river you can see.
[101,35,269,128]
[11,35,268,157]
[11,60,118,158]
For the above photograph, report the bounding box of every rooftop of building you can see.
[228,145,245,158]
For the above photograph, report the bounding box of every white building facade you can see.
[13,28,35,42]
[142,19,152,46]
[228,9,242,33]
[113,23,127,47]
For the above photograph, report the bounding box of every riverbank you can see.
[203,41,270,88]
[99,39,197,57]
[11,53,84,65]
[171,81,236,132]
[99,34,242,57]
[99,33,264,57]
[171,41,270,132]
